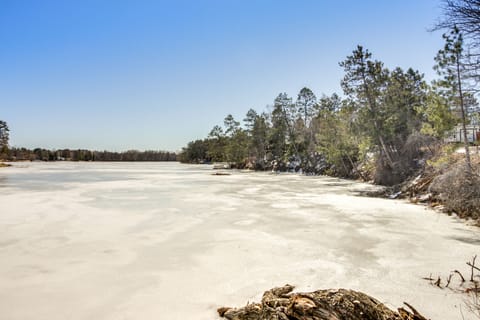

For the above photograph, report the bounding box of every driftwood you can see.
[217,285,428,320]
[212,172,232,176]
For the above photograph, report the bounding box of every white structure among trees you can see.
[445,124,480,143]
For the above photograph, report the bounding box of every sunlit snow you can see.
[0,162,478,320]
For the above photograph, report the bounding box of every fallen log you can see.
[218,285,428,320]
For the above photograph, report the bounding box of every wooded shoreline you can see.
[0,148,177,162]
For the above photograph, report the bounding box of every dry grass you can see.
[428,147,480,219]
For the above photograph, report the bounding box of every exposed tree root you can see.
[217,285,428,320]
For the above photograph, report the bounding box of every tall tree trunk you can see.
[281,106,300,157]
[456,54,473,175]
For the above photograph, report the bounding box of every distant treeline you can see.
[0,121,177,162]
[4,148,177,162]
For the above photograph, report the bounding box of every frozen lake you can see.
[0,162,478,320]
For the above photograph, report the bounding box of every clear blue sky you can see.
[0,0,445,152]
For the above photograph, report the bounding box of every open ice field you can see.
[0,162,478,320]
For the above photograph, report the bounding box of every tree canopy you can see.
[180,39,478,185]
[0,121,9,156]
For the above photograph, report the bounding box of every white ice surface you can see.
[0,162,479,320]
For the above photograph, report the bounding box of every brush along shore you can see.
[217,285,427,320]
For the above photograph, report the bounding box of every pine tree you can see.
[0,120,9,155]
[434,26,473,174]
[339,46,394,168]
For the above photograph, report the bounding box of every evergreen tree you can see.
[0,120,9,155]
[418,87,457,138]
[250,113,269,163]
[340,46,394,168]
[273,93,299,157]
[243,109,258,134]
[207,125,227,161]
[434,27,473,173]
[381,67,426,146]
[223,114,240,137]
[296,87,317,127]
[315,96,360,177]
[295,87,318,161]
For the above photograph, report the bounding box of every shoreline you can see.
[205,155,480,225]
[6,159,476,225]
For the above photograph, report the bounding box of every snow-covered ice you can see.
[0,162,478,320]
